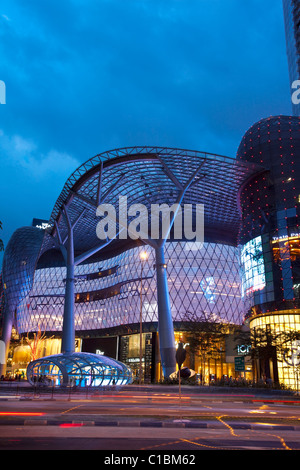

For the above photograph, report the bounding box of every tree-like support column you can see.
[0,311,13,377]
[155,244,176,378]
[55,202,122,356]
[61,218,75,354]
[145,160,206,379]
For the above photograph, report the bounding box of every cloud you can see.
[0,0,291,161]
[0,129,81,264]
[0,129,80,180]
[0,0,293,266]
[1,14,10,22]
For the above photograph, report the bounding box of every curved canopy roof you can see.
[26,352,133,387]
[40,146,263,262]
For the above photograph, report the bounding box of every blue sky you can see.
[0,0,293,265]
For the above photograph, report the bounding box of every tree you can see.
[26,326,54,361]
[234,325,294,384]
[275,329,300,364]
[181,311,228,384]
[275,329,300,391]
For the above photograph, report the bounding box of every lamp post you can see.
[139,250,149,385]
[175,341,189,423]
[176,342,186,400]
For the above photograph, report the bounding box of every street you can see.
[0,384,299,451]
[0,425,299,451]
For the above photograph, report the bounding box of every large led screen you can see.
[240,236,266,297]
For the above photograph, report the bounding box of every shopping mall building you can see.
[1,115,300,388]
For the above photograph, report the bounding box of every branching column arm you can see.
[140,159,206,377]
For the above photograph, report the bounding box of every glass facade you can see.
[17,241,243,334]
[1,146,260,383]
[1,236,245,383]
[237,115,300,313]
[2,129,300,388]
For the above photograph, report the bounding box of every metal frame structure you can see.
[44,146,262,377]
[1,146,262,379]
[26,352,132,387]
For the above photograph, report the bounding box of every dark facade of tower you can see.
[237,115,300,316]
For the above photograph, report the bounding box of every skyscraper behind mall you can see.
[283,0,300,115]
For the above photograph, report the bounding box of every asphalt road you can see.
[0,384,299,452]
[0,425,299,451]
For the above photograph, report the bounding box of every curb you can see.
[0,418,298,431]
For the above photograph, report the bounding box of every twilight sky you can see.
[0,0,293,265]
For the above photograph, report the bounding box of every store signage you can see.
[234,356,245,371]
[127,357,144,363]
[272,232,300,242]
[32,218,52,230]
[237,344,251,356]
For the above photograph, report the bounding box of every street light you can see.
[139,250,149,385]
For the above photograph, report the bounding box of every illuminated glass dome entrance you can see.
[26,352,133,387]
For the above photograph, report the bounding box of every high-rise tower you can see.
[283,0,300,115]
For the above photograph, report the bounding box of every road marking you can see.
[60,405,85,415]
[140,439,183,450]
[180,438,223,449]
[216,415,239,437]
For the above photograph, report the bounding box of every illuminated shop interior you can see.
[250,312,300,391]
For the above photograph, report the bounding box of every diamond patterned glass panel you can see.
[17,241,243,334]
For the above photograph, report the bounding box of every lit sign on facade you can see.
[272,232,300,242]
[32,219,52,230]
[237,344,251,356]
[241,236,266,297]
[96,349,105,356]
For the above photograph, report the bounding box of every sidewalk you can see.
[0,380,299,398]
